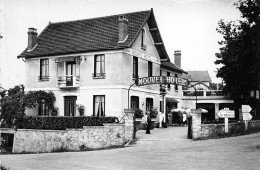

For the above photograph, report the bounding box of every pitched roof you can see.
[18,9,170,60]
[184,71,212,83]
[161,61,187,74]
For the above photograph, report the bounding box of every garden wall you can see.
[0,109,135,153]
[194,120,260,139]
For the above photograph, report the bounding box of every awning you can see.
[55,56,81,63]
[166,97,179,103]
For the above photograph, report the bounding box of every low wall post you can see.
[124,109,135,142]
[191,109,202,139]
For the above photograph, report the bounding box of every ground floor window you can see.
[38,100,49,116]
[146,98,153,111]
[93,95,105,117]
[131,96,139,109]
[64,96,77,116]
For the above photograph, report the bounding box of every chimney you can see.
[27,28,37,50]
[174,50,181,68]
[118,15,128,42]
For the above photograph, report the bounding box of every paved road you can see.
[1,126,260,170]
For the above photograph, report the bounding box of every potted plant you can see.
[51,107,59,116]
[76,104,85,116]
[134,108,144,119]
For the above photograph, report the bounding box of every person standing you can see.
[168,112,173,126]
[146,110,152,134]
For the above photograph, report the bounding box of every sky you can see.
[0,0,242,89]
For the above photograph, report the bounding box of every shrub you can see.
[134,109,144,118]
[15,116,119,130]
[149,107,158,118]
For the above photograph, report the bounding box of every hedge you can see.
[15,116,119,130]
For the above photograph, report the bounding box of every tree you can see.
[215,0,260,100]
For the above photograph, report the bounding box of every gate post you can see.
[124,109,135,142]
[191,109,202,139]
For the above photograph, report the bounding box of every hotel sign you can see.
[135,76,188,86]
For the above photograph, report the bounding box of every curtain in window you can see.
[94,95,105,117]
[146,98,153,111]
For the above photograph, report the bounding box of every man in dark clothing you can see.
[146,110,152,134]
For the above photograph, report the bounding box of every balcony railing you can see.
[183,90,226,97]
[57,75,80,89]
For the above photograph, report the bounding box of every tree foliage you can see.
[215,0,260,99]
[0,85,56,126]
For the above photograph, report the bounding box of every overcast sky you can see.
[0,0,241,89]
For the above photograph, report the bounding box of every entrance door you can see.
[66,61,76,86]
[64,96,77,116]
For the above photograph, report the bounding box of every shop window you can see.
[146,98,153,111]
[148,61,153,77]
[38,100,49,116]
[93,95,105,117]
[39,59,49,81]
[93,54,105,79]
[133,56,138,79]
[131,96,139,109]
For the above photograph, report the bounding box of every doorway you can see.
[64,96,77,116]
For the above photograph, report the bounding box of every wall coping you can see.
[103,123,125,126]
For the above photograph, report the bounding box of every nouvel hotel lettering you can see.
[17,9,187,120]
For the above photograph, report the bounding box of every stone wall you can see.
[0,110,135,153]
[194,120,260,139]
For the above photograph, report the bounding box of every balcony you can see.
[57,75,80,89]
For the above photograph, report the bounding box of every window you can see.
[146,98,153,111]
[148,61,153,77]
[141,28,146,50]
[175,74,178,91]
[167,72,171,89]
[93,54,105,78]
[131,96,139,109]
[39,59,49,81]
[133,56,138,78]
[93,95,105,117]
[38,100,49,116]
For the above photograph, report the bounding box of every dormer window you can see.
[141,28,146,50]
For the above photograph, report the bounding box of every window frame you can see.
[141,28,146,50]
[130,96,139,109]
[39,58,49,81]
[133,56,138,79]
[148,61,153,77]
[93,54,106,79]
[38,100,49,116]
[146,97,153,111]
[93,95,105,117]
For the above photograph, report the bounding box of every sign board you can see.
[135,76,188,86]
[242,105,252,113]
[242,112,253,121]
[217,108,235,118]
[242,105,252,121]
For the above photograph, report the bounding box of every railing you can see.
[183,90,226,97]
[38,76,50,81]
[92,73,106,79]
[57,75,80,88]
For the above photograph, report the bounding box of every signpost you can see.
[217,108,235,133]
[242,105,252,130]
